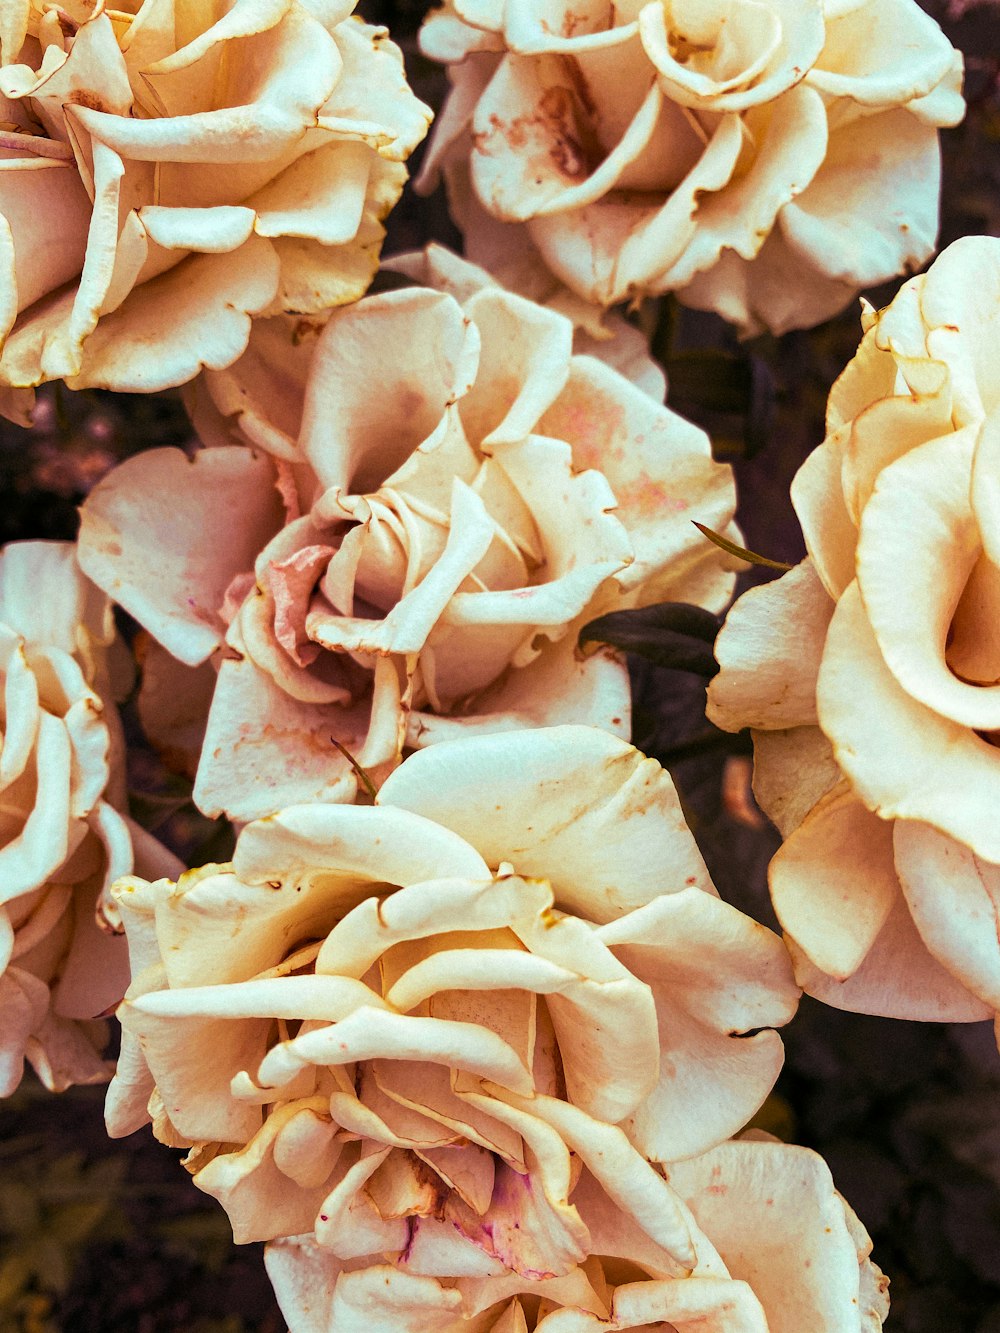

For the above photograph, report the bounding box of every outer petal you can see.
[405,622,631,749]
[894,821,1000,1010]
[599,889,799,1160]
[750,725,840,837]
[64,240,282,391]
[299,287,480,495]
[789,889,992,1022]
[537,355,736,604]
[769,785,898,980]
[708,560,832,733]
[378,726,715,922]
[192,644,364,820]
[776,108,941,290]
[79,446,285,666]
[665,1138,882,1333]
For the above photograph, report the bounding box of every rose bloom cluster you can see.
[418,0,963,334]
[710,235,1000,1036]
[62,235,895,1321]
[0,0,954,1318]
[0,540,177,1096]
[0,0,430,420]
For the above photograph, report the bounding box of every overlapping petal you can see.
[263,1135,886,1332]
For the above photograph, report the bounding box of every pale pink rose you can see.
[263,1134,887,1333]
[0,540,179,1095]
[418,0,963,335]
[708,235,1000,1033]
[0,0,430,418]
[106,727,798,1274]
[79,279,738,823]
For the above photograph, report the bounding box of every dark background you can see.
[3,2,1000,1328]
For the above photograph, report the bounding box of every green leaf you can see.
[692,522,793,571]
[580,602,722,676]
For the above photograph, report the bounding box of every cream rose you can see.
[79,278,738,823]
[707,234,1000,1031]
[264,1135,887,1332]
[418,0,963,335]
[106,727,798,1276]
[0,540,179,1095]
[0,0,430,417]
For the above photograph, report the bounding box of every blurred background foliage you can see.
[2,0,1000,1328]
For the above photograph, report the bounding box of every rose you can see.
[79,274,738,823]
[418,0,963,335]
[0,540,179,1095]
[707,235,1000,1029]
[263,1134,887,1333]
[106,726,798,1275]
[0,0,430,419]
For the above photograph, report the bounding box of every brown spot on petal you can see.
[68,90,113,113]
[538,87,590,180]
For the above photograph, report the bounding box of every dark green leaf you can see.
[580,602,722,676]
